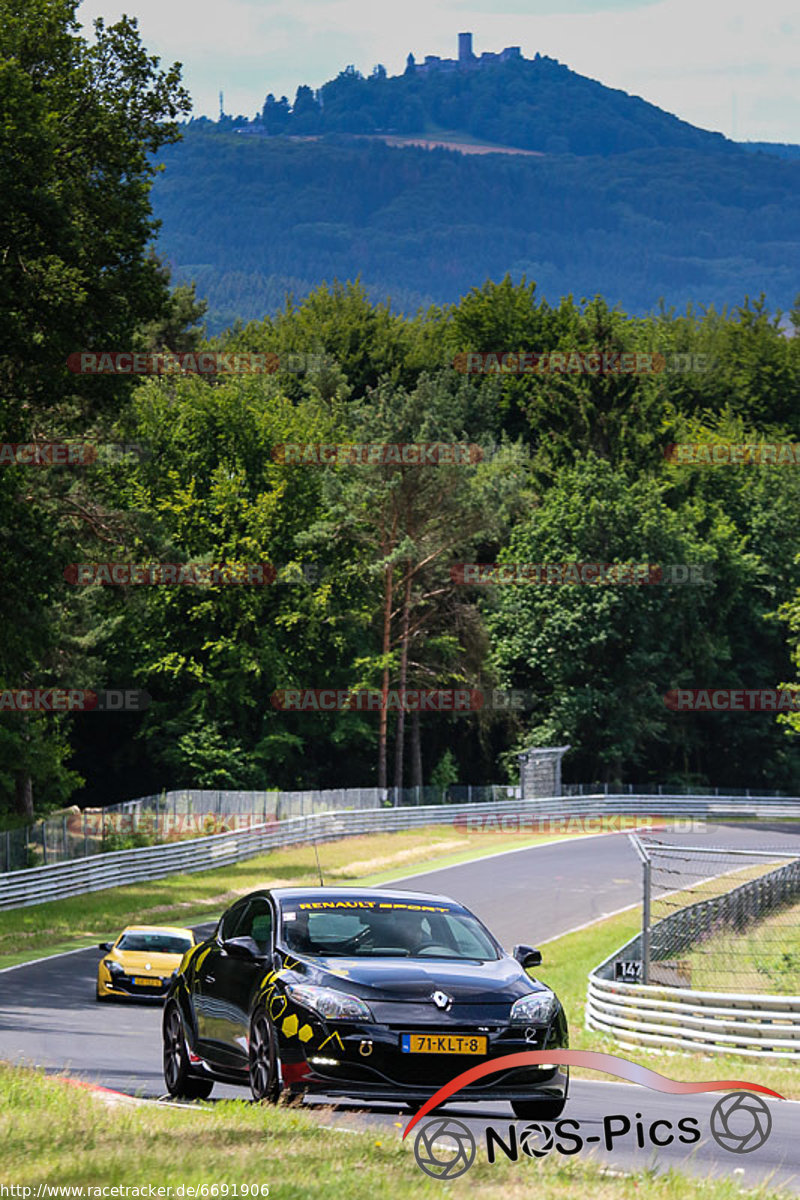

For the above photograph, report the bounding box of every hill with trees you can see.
[151,122,800,332]
[249,52,735,156]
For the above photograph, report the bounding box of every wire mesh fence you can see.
[563,783,788,797]
[635,838,800,993]
[0,784,515,872]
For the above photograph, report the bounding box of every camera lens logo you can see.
[710,1093,773,1154]
[519,1122,555,1158]
[413,1117,476,1179]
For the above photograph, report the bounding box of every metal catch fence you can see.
[625,837,800,992]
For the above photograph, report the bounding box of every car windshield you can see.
[117,932,192,954]
[280,898,499,960]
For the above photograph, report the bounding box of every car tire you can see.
[249,1010,280,1104]
[163,1002,214,1100]
[511,1097,567,1121]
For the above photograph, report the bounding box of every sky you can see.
[77,0,800,143]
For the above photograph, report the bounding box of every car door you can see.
[197,896,274,1070]
[194,899,249,1066]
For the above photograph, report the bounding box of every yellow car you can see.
[97,925,196,1001]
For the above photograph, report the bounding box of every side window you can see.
[238,898,274,954]
[220,901,248,942]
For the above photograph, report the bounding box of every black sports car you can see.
[162,887,569,1119]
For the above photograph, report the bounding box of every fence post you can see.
[63,815,68,861]
[83,810,88,858]
[641,854,651,984]
[41,821,48,866]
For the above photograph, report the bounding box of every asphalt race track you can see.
[1,823,798,1191]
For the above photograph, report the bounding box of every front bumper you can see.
[290,1065,570,1104]
[99,970,172,998]
[279,1008,569,1101]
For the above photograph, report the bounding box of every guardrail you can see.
[586,851,800,1059]
[3,792,800,911]
[586,971,800,1059]
[1,784,520,872]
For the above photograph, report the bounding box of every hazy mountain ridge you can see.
[152,59,800,331]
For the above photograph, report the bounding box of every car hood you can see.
[300,955,550,1004]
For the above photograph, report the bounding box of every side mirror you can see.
[513,944,542,969]
[98,942,112,953]
[223,936,267,960]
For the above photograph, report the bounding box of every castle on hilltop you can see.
[411,32,522,75]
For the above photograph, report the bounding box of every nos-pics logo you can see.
[404,1051,782,1181]
[412,1095,773,1180]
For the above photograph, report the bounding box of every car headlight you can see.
[104,959,124,975]
[286,983,373,1022]
[510,991,558,1024]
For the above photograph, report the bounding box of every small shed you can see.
[518,745,571,798]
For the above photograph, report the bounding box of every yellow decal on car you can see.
[269,993,288,1021]
[298,900,449,913]
[319,1030,345,1052]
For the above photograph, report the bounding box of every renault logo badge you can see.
[432,990,453,1010]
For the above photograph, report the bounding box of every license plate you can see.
[401,1033,487,1055]
[134,977,162,987]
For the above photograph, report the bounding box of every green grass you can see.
[0,1063,793,1199]
[680,901,800,994]
[0,827,569,969]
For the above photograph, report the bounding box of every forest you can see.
[3,1,800,822]
[151,126,800,333]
